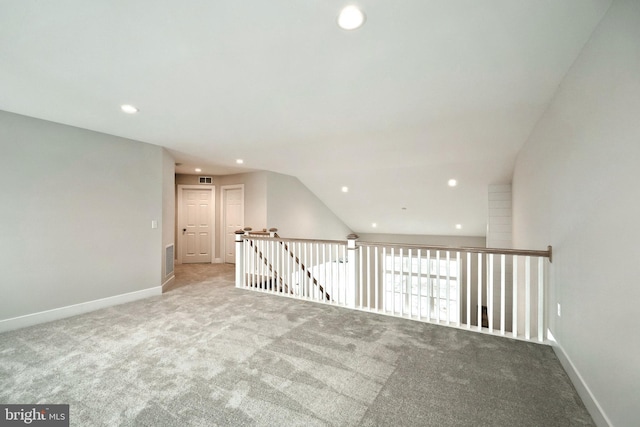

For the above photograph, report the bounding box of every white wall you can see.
[512,1,639,425]
[266,172,352,240]
[357,233,485,247]
[161,149,176,287]
[0,110,165,328]
[218,172,268,237]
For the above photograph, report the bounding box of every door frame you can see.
[177,184,216,264]
[220,184,244,264]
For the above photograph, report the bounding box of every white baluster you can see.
[249,239,253,288]
[488,253,494,333]
[335,244,340,303]
[456,251,461,328]
[513,255,518,338]
[316,242,320,301]
[359,245,363,309]
[408,249,413,317]
[390,247,395,314]
[270,239,274,293]
[436,250,441,323]
[525,256,531,341]
[466,252,471,329]
[426,250,431,321]
[303,242,308,298]
[399,247,404,317]
[254,239,258,289]
[417,249,422,320]
[306,242,311,300]
[477,252,483,331]
[500,254,506,335]
[382,247,387,312]
[446,251,451,325]
[322,243,326,301]
[375,246,379,312]
[538,257,544,342]
[367,246,371,310]
[279,240,283,293]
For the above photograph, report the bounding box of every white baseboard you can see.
[213,258,224,264]
[0,286,162,333]
[161,274,175,292]
[552,342,611,427]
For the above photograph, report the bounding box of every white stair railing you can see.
[235,230,552,343]
[236,228,349,304]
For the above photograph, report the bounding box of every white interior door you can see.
[180,187,213,263]
[223,186,244,264]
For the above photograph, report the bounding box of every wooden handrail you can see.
[241,235,346,245]
[241,231,551,262]
[356,242,552,260]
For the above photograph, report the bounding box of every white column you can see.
[235,230,245,288]
[347,234,359,308]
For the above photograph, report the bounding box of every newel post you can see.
[235,230,246,288]
[347,234,359,308]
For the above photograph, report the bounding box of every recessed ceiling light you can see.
[456,224,462,229]
[236,159,244,164]
[120,104,138,114]
[341,186,349,193]
[372,223,377,228]
[195,168,202,172]
[448,179,457,187]
[338,5,365,30]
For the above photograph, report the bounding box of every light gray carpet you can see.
[0,264,593,426]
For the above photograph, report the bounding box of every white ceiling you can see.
[0,0,612,236]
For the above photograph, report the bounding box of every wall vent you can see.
[165,244,175,277]
[199,176,213,184]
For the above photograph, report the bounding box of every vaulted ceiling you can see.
[0,1,612,236]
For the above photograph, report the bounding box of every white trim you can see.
[546,328,556,342]
[221,184,245,264]
[161,274,175,292]
[177,184,216,264]
[213,258,224,264]
[165,243,175,277]
[552,342,612,427]
[0,286,162,333]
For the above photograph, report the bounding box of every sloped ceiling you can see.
[0,0,612,236]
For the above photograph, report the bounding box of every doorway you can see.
[177,185,215,264]
[222,185,244,264]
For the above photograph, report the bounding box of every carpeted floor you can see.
[0,263,593,426]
